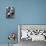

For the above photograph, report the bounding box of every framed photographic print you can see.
[6,6,15,18]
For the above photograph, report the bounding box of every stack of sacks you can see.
[21,30,28,40]
[32,35,45,41]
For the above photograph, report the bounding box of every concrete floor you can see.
[0,40,46,46]
[19,40,46,46]
[0,44,18,46]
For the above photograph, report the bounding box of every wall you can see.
[0,0,17,44]
[0,0,46,45]
[16,0,46,24]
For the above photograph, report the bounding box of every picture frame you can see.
[6,6,15,18]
